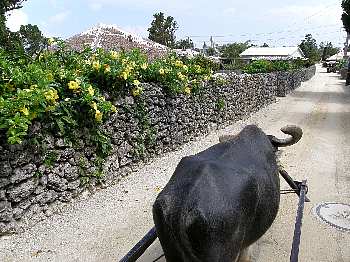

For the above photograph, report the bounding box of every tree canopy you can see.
[0,0,47,56]
[0,0,27,14]
[18,24,47,56]
[342,0,350,33]
[319,42,339,60]
[219,41,252,59]
[175,38,194,50]
[147,12,178,48]
[299,34,320,62]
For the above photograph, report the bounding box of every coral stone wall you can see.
[0,65,316,235]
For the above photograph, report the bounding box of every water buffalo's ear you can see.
[219,135,235,143]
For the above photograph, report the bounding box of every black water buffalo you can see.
[153,125,302,262]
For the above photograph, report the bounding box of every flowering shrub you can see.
[0,41,213,146]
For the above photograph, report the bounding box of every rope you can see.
[290,180,307,262]
[153,254,165,262]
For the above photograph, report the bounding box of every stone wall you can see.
[0,66,316,235]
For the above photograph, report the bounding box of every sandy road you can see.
[0,65,349,262]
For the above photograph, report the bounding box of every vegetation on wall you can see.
[0,41,214,147]
[242,59,312,74]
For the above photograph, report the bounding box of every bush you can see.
[0,42,213,146]
[243,59,312,74]
[243,60,273,74]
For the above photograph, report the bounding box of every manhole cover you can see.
[314,202,350,232]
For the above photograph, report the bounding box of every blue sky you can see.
[5,0,345,48]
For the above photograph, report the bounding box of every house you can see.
[239,46,305,61]
[326,52,344,61]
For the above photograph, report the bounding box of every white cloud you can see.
[224,7,236,16]
[5,9,28,32]
[49,0,58,8]
[89,3,103,11]
[49,10,71,24]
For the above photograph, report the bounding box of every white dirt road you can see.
[0,65,349,262]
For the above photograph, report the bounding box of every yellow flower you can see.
[110,51,119,60]
[30,84,38,89]
[48,38,55,46]
[111,105,118,113]
[133,79,140,86]
[92,61,101,70]
[204,75,211,81]
[104,64,111,73]
[68,80,80,92]
[141,63,148,70]
[85,59,92,65]
[45,105,56,112]
[184,86,191,95]
[91,102,98,110]
[95,110,103,122]
[175,60,183,67]
[132,86,143,97]
[87,85,94,96]
[44,89,59,103]
[182,65,188,72]
[159,68,165,75]
[121,71,129,80]
[177,72,186,81]
[195,64,201,73]
[47,73,54,81]
[20,107,29,116]
[99,96,105,101]
[122,58,128,65]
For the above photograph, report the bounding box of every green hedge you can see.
[242,59,313,74]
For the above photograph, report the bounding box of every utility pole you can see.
[344,32,349,58]
[345,32,350,86]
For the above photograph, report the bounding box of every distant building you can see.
[326,52,344,61]
[240,46,305,61]
[174,48,201,58]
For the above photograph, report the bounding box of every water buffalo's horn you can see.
[268,125,303,147]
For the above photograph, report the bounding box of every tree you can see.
[0,0,28,52]
[341,1,350,85]
[299,34,320,62]
[148,12,178,48]
[219,41,252,59]
[175,38,194,50]
[261,43,269,47]
[206,47,217,56]
[0,0,27,13]
[319,42,339,60]
[18,24,47,56]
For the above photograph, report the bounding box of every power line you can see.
[188,1,343,47]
